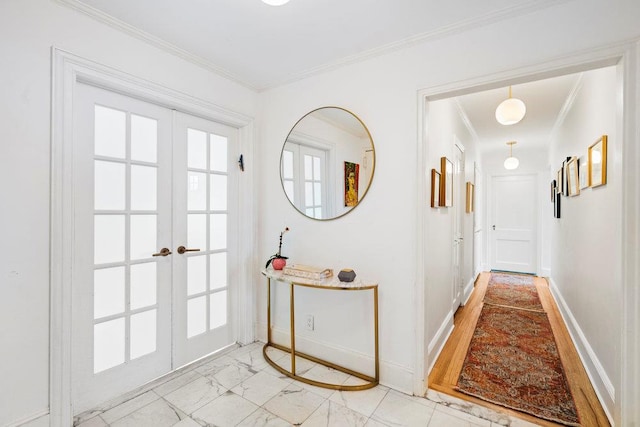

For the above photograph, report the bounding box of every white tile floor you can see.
[75,343,540,427]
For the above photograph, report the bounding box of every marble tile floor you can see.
[75,342,541,427]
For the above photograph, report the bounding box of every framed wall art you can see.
[466,182,474,213]
[439,156,453,207]
[551,179,556,202]
[578,155,588,189]
[588,135,608,187]
[566,156,580,196]
[430,169,440,208]
[556,168,563,194]
[344,161,360,207]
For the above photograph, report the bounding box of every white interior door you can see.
[452,142,465,309]
[490,174,537,274]
[71,83,238,412]
[173,113,238,367]
[72,83,173,412]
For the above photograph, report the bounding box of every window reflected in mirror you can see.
[280,107,375,220]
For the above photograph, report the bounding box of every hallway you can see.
[428,272,609,426]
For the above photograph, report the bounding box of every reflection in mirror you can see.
[280,107,375,220]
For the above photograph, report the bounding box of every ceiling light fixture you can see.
[503,141,520,170]
[495,86,526,125]
[262,0,290,5]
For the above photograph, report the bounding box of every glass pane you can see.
[188,128,207,169]
[313,157,321,180]
[94,267,125,319]
[314,183,322,205]
[95,161,125,211]
[210,252,227,290]
[210,134,227,172]
[284,180,294,203]
[306,207,314,216]
[131,115,157,163]
[130,215,157,260]
[94,215,125,264]
[187,214,207,251]
[210,291,227,330]
[187,172,207,211]
[187,255,207,296]
[315,208,322,219]
[94,105,126,159]
[282,151,294,179]
[130,262,157,310]
[304,155,313,180]
[210,214,227,250]
[210,174,227,211]
[187,296,207,338]
[305,182,314,206]
[130,309,157,360]
[94,318,125,373]
[131,165,157,211]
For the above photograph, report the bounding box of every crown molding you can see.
[53,0,259,91]
[56,0,570,92]
[549,72,584,139]
[261,0,572,89]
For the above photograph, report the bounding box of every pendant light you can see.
[495,86,526,125]
[262,0,290,5]
[503,141,520,170]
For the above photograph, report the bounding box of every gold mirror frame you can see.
[280,107,376,220]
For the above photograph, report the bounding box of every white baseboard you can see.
[426,310,454,374]
[462,277,475,305]
[8,410,49,427]
[256,323,414,394]
[548,278,615,424]
[539,267,551,277]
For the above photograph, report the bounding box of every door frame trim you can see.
[50,47,255,425]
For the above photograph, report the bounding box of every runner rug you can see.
[456,303,580,425]
[484,272,543,312]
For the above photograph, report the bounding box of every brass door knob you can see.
[177,246,201,254]
[152,248,172,257]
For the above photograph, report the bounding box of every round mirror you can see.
[280,107,375,220]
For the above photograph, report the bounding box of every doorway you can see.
[70,83,240,412]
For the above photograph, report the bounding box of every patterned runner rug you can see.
[484,272,543,312]
[456,303,580,426]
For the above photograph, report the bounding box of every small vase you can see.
[272,257,287,270]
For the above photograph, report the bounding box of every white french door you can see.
[489,174,537,274]
[71,83,238,412]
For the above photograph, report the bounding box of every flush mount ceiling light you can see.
[262,0,290,5]
[503,141,520,170]
[495,86,526,125]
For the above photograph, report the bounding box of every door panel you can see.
[173,113,238,367]
[452,142,465,309]
[490,175,537,273]
[72,84,173,412]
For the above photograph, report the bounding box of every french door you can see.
[71,83,238,412]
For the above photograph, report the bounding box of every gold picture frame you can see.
[466,182,474,213]
[430,169,440,208]
[588,135,607,187]
[440,157,453,207]
[566,157,580,196]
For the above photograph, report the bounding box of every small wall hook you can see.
[238,154,244,171]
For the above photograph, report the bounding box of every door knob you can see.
[492,225,496,230]
[152,247,172,257]
[177,246,201,254]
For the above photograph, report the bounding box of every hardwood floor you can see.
[428,272,610,427]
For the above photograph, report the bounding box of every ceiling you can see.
[62,0,581,151]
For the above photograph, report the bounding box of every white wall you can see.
[424,98,479,370]
[548,66,620,421]
[0,1,257,425]
[255,0,639,405]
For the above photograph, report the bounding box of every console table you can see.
[261,268,379,391]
